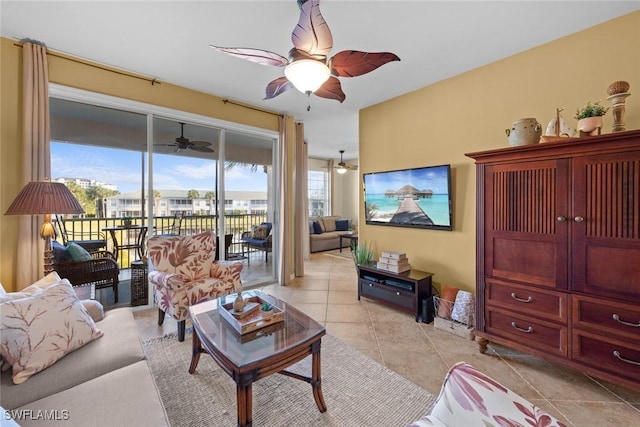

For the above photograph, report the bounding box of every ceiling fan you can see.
[210,0,400,109]
[335,150,358,174]
[155,123,214,153]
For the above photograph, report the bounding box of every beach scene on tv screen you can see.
[364,165,451,227]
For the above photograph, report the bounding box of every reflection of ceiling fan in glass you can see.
[335,150,358,174]
[155,122,214,153]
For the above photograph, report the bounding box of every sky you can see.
[363,164,450,195]
[52,142,268,194]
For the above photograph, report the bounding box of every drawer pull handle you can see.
[613,351,640,366]
[556,216,567,222]
[369,283,373,287]
[511,322,533,333]
[511,293,533,303]
[396,291,400,296]
[574,216,584,222]
[612,314,640,328]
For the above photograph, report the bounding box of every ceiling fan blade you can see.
[291,0,332,57]
[189,146,214,153]
[264,76,294,100]
[209,45,289,67]
[188,140,212,147]
[314,76,345,103]
[329,50,400,77]
[346,164,358,170]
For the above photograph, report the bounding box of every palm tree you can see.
[153,190,162,216]
[204,191,215,215]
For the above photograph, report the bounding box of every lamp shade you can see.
[336,166,348,174]
[5,181,84,215]
[284,59,331,94]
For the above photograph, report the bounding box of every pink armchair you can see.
[147,231,243,341]
[408,362,567,427]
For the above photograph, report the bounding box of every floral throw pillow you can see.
[0,271,62,304]
[0,280,103,384]
[251,225,269,240]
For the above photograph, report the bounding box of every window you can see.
[308,170,329,217]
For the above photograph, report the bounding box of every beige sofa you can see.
[0,307,169,426]
[309,216,353,253]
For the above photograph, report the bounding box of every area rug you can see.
[143,333,435,427]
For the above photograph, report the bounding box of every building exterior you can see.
[99,189,268,218]
[54,177,117,191]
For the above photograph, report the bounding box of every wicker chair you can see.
[55,214,107,253]
[53,249,120,303]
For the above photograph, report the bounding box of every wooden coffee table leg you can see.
[311,341,327,412]
[188,330,202,374]
[236,379,253,427]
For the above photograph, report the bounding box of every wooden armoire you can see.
[466,129,640,392]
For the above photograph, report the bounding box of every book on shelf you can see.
[376,261,411,273]
[378,256,410,266]
[380,251,407,261]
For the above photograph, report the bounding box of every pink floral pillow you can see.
[148,231,216,281]
[0,280,103,384]
[251,225,269,240]
[0,271,61,303]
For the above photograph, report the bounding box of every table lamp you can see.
[5,181,84,275]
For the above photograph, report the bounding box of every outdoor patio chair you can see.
[55,214,107,253]
[147,231,243,341]
[156,211,184,236]
[52,241,119,303]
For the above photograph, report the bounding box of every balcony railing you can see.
[57,213,268,269]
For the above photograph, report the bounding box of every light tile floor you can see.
[133,250,640,427]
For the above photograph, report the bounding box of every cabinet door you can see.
[572,152,640,302]
[484,159,569,289]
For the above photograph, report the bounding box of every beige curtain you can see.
[276,116,290,285]
[16,40,51,289]
[294,122,309,272]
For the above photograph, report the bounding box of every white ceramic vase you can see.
[577,116,603,135]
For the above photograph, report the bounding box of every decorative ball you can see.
[607,80,630,96]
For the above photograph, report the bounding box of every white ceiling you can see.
[2,1,639,161]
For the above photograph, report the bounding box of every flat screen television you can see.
[363,164,453,231]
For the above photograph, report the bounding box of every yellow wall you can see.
[359,11,640,294]
[0,37,287,290]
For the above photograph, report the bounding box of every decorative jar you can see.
[505,118,542,146]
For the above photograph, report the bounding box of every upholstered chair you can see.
[147,231,243,341]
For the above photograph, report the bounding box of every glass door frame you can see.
[49,84,280,309]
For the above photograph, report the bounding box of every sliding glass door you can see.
[49,85,278,307]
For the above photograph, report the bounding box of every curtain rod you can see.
[223,99,283,117]
[14,42,161,86]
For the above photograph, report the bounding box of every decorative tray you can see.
[219,294,285,335]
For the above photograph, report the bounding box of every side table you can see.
[130,260,148,306]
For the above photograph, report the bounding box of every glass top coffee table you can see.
[188,290,327,427]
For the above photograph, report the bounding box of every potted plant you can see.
[122,216,133,227]
[260,301,274,318]
[575,101,609,136]
[353,241,374,265]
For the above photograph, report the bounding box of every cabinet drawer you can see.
[359,280,414,311]
[572,329,640,383]
[485,308,568,357]
[572,295,640,343]
[486,279,568,323]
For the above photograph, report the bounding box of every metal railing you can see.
[57,213,269,269]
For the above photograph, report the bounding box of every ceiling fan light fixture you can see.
[284,59,331,94]
[336,165,348,174]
